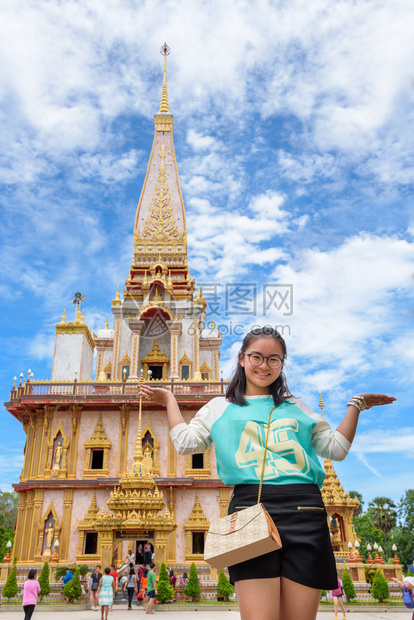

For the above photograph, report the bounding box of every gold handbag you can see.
[204,406,282,569]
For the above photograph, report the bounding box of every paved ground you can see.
[0,605,410,619]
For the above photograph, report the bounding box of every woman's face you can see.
[239,336,284,396]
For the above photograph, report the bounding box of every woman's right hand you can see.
[139,384,174,407]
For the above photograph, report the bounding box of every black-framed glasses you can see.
[243,353,283,368]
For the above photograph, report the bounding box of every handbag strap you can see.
[257,405,276,504]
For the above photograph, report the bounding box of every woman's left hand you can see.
[355,393,396,409]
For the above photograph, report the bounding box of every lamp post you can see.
[373,542,380,563]
[354,540,363,563]
[378,545,385,564]
[367,543,373,564]
[4,540,12,563]
[53,539,60,580]
[392,543,400,564]
[348,541,354,563]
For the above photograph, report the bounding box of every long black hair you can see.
[226,326,292,406]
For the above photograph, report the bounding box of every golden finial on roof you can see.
[143,271,148,285]
[61,309,66,324]
[211,315,215,329]
[159,43,170,113]
[75,306,81,323]
[80,309,85,324]
[152,286,163,302]
[319,391,325,416]
[112,285,122,306]
[104,316,109,330]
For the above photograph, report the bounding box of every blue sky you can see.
[1,0,413,510]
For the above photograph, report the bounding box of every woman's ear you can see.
[238,352,245,367]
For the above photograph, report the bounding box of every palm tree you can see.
[367,497,397,560]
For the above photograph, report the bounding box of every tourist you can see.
[146,563,157,615]
[140,326,396,620]
[109,564,118,612]
[97,567,115,620]
[169,569,176,589]
[89,565,102,611]
[128,549,135,565]
[123,566,137,610]
[391,565,414,610]
[22,569,41,620]
[144,541,152,566]
[61,567,73,602]
[136,564,144,593]
[332,577,347,620]
[179,572,188,589]
[141,568,148,602]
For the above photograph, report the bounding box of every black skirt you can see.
[227,483,338,590]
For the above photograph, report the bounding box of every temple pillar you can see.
[67,406,82,479]
[167,321,182,379]
[154,531,168,566]
[99,530,114,568]
[117,405,130,475]
[60,490,74,561]
[128,321,145,379]
[192,319,202,381]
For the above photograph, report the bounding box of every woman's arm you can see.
[336,393,396,443]
[97,576,102,595]
[139,385,185,429]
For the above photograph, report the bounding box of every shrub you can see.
[2,556,18,601]
[63,567,82,602]
[342,567,356,601]
[156,562,174,603]
[217,569,234,601]
[38,561,51,601]
[55,563,89,579]
[184,562,200,601]
[371,569,389,603]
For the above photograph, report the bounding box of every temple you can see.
[3,45,401,597]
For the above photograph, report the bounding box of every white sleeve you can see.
[169,397,228,455]
[292,398,352,461]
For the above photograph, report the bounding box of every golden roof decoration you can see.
[84,414,112,449]
[321,459,359,508]
[142,339,170,364]
[134,145,186,246]
[184,493,210,531]
[78,492,99,528]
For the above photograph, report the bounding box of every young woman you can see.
[22,569,41,620]
[140,326,395,620]
[97,567,115,620]
[123,566,137,610]
[332,577,347,620]
[89,565,102,611]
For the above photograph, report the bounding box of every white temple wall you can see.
[81,337,94,380]
[52,333,85,380]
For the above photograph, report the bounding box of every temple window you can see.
[192,532,205,555]
[179,352,192,380]
[90,449,104,470]
[200,360,212,381]
[181,365,190,380]
[149,365,163,380]
[83,414,112,479]
[84,531,98,555]
[186,449,210,479]
[192,453,204,469]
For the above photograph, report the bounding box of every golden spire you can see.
[319,391,325,416]
[112,286,121,306]
[159,43,170,113]
[61,309,66,324]
[133,369,145,462]
[104,316,109,330]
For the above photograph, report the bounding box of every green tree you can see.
[2,556,18,601]
[354,514,384,562]
[371,569,389,602]
[398,489,414,530]
[0,491,19,529]
[156,562,174,603]
[0,525,14,562]
[184,562,201,601]
[38,561,51,601]
[342,567,356,601]
[55,564,89,579]
[349,491,364,518]
[63,567,82,602]
[367,497,397,559]
[388,526,414,571]
[217,569,234,601]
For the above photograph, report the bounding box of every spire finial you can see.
[104,316,109,330]
[319,391,325,416]
[61,309,66,324]
[159,43,170,113]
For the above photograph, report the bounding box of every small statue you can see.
[141,444,154,477]
[45,523,54,551]
[52,441,63,470]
